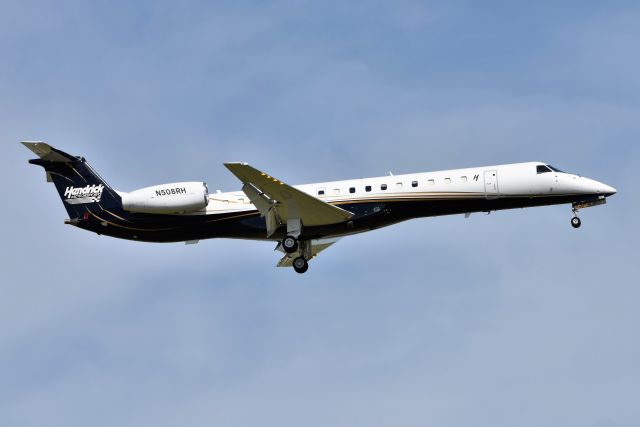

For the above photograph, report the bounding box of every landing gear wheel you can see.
[282,235,299,253]
[571,217,582,228]
[293,257,308,274]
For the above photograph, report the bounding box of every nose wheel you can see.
[571,216,581,228]
[571,207,581,228]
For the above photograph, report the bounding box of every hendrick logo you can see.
[64,184,104,204]
[156,187,187,197]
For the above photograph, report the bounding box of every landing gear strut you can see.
[284,218,309,273]
[293,256,308,274]
[571,207,581,229]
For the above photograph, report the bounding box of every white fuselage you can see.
[204,161,615,216]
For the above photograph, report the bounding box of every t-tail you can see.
[22,141,122,219]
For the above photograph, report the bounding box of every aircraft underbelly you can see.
[78,194,585,243]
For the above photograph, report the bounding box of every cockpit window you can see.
[536,165,552,174]
[547,165,564,173]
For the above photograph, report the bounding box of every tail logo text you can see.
[64,184,104,204]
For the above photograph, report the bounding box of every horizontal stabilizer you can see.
[21,141,77,163]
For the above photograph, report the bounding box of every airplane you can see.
[22,141,616,274]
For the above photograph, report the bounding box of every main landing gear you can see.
[293,256,309,274]
[282,219,310,274]
[282,235,299,253]
[571,207,581,229]
[281,234,309,274]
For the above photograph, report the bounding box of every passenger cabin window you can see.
[333,188,340,195]
[445,178,451,184]
[365,185,372,192]
[349,187,356,194]
[428,179,435,185]
[411,181,418,188]
[381,184,387,190]
[317,190,325,195]
[537,165,552,174]
[461,176,468,182]
[396,182,403,189]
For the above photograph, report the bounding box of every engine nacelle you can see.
[121,182,209,214]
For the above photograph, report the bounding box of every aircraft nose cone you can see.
[579,177,617,197]
[603,184,617,197]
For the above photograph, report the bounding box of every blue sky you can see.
[1,1,639,426]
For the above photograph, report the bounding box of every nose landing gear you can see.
[571,207,581,228]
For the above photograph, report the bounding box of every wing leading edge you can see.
[224,163,353,237]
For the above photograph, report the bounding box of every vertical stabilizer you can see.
[22,141,122,218]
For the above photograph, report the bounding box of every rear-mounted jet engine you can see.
[120,182,209,214]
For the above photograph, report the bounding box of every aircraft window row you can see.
[316,175,479,196]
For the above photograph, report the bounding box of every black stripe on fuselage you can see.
[72,193,592,243]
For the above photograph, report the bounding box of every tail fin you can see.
[22,141,122,218]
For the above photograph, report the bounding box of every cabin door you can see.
[484,170,499,199]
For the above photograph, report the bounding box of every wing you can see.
[276,238,340,267]
[224,163,353,236]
